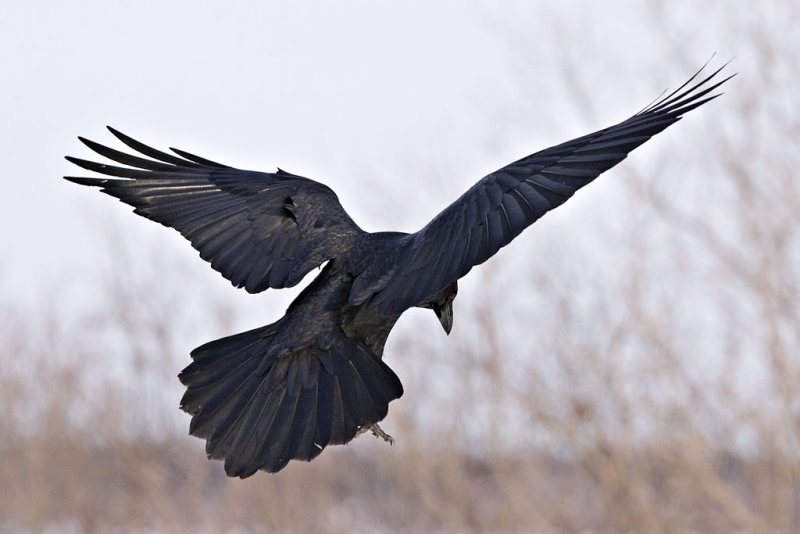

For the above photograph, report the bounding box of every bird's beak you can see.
[435,300,454,335]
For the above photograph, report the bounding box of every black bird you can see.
[66,64,731,477]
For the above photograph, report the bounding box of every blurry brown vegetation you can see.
[3,3,800,533]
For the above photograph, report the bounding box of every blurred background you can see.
[2,0,798,531]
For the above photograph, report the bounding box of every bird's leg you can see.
[356,423,395,445]
[370,423,395,445]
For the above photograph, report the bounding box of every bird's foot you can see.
[367,423,395,445]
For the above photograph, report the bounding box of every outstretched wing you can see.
[65,127,362,293]
[362,64,734,314]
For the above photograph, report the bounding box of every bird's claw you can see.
[366,423,395,445]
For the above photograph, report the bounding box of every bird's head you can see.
[423,281,458,335]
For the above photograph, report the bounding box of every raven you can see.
[66,64,731,477]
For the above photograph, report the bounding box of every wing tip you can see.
[64,155,108,174]
[64,176,108,187]
[105,125,128,142]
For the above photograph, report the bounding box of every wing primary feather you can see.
[64,176,108,187]
[106,126,202,166]
[637,55,715,115]
[78,137,186,172]
[170,147,231,168]
[65,156,149,179]
[648,65,730,115]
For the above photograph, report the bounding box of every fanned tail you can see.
[178,320,403,477]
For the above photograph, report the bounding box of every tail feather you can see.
[330,374,357,443]
[225,385,291,476]
[178,321,403,477]
[351,343,404,405]
[287,389,319,460]
[313,371,335,449]
[204,376,278,466]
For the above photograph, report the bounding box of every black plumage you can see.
[65,64,732,477]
